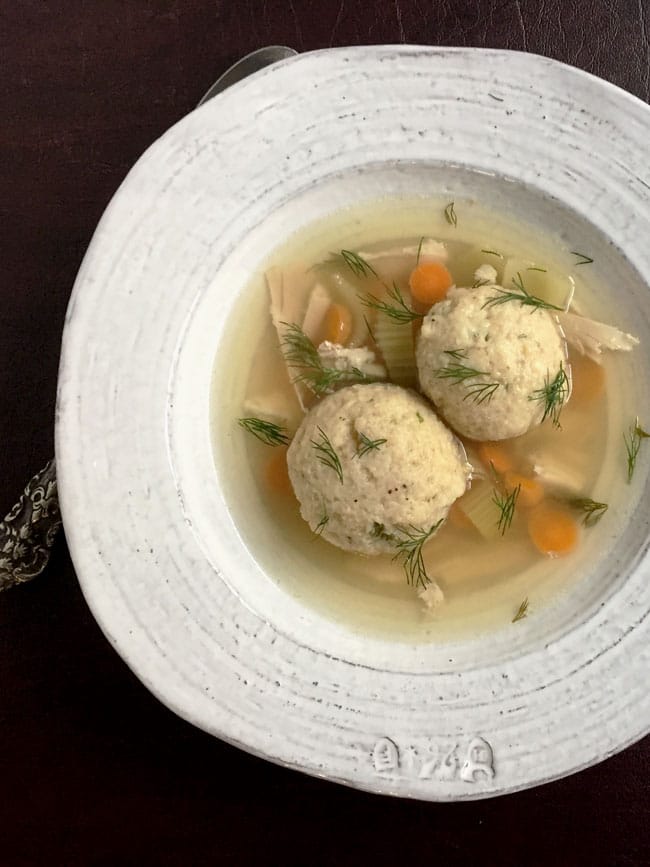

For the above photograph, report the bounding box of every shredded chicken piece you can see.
[557,312,639,363]
[474,263,498,284]
[317,341,386,379]
[417,581,444,611]
[357,238,448,264]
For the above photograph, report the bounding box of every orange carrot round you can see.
[322,303,352,344]
[476,441,514,475]
[527,502,579,557]
[265,447,294,496]
[408,262,453,305]
[504,472,544,508]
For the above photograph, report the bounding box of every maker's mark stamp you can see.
[371,734,495,784]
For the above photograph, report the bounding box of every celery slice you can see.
[455,481,501,539]
[502,258,574,310]
[374,315,418,387]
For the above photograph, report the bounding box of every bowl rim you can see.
[56,44,650,801]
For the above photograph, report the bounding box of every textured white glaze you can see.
[56,46,650,800]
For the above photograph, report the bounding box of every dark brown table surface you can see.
[1,2,649,864]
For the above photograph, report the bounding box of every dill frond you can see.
[624,417,650,482]
[311,426,343,483]
[356,433,387,458]
[391,522,442,590]
[568,498,608,527]
[280,322,369,394]
[359,282,423,323]
[435,353,500,405]
[238,417,290,446]
[493,484,520,535]
[512,598,529,622]
[529,364,569,428]
[444,202,457,227]
[482,271,564,312]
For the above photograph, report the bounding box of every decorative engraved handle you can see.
[0,459,61,591]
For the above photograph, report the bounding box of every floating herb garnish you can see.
[481,249,503,258]
[391,522,442,589]
[416,236,425,265]
[356,433,387,458]
[314,510,329,536]
[493,484,520,535]
[340,249,378,279]
[237,417,290,446]
[281,322,369,394]
[529,364,569,428]
[571,251,594,266]
[444,201,457,227]
[359,282,423,323]
[436,350,500,405]
[311,426,343,483]
[512,597,529,622]
[482,272,564,312]
[568,497,608,526]
[624,417,650,482]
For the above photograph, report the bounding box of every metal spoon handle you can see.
[0,460,61,591]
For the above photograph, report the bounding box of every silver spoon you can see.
[0,45,298,591]
[197,45,297,106]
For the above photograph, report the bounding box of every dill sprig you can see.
[444,201,457,227]
[529,364,569,428]
[527,266,547,273]
[391,522,442,590]
[340,249,378,278]
[512,597,529,622]
[568,497,608,527]
[493,484,520,535]
[465,381,500,404]
[481,249,503,258]
[280,322,368,394]
[363,314,376,344]
[624,417,650,482]
[238,417,290,446]
[314,510,329,536]
[571,251,593,266]
[356,433,387,458]
[371,521,398,543]
[482,272,564,312]
[359,282,423,323]
[312,249,378,278]
[311,426,343,483]
[472,278,491,288]
[435,351,500,405]
[416,236,425,265]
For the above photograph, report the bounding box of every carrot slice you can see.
[504,472,544,508]
[321,303,352,345]
[265,446,294,496]
[527,502,579,557]
[408,262,453,305]
[569,354,605,404]
[476,441,514,475]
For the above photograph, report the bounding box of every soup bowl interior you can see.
[56,46,650,800]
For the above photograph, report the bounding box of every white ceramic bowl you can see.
[56,46,650,800]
